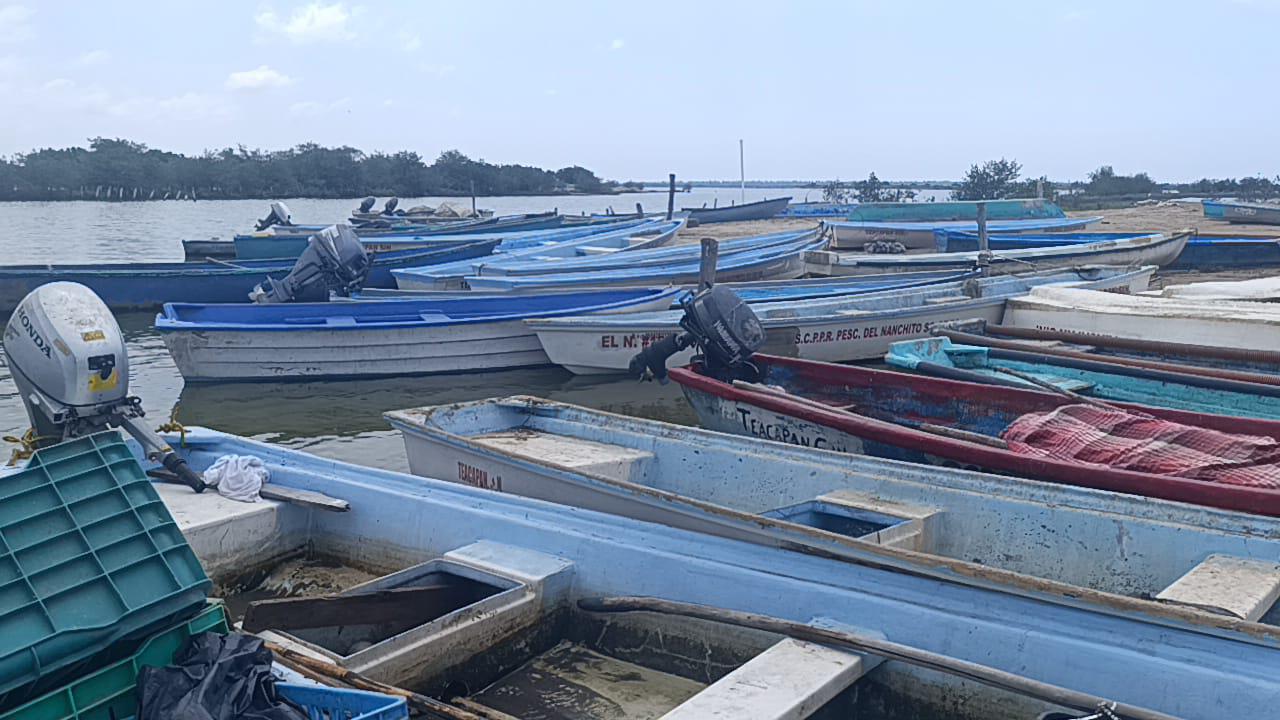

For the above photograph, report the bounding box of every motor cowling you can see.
[2,282,205,491]
[629,285,765,382]
[250,224,371,303]
[4,282,129,435]
[254,201,295,231]
[383,197,400,215]
[357,196,377,213]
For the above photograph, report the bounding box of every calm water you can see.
[0,187,815,470]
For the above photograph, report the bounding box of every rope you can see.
[156,405,187,447]
[3,429,56,466]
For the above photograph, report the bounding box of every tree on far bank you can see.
[953,159,1025,200]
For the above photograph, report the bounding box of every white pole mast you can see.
[739,139,745,204]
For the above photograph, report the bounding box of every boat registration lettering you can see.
[599,332,673,350]
[458,461,502,491]
[734,407,849,451]
[796,321,931,345]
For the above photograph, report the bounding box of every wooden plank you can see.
[1156,554,1280,621]
[660,638,879,720]
[258,485,350,512]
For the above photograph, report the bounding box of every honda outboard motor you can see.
[2,282,205,491]
[250,224,371,303]
[382,197,400,215]
[254,201,295,231]
[629,285,765,383]
[357,196,377,213]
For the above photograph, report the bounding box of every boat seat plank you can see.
[470,430,655,481]
[814,490,942,552]
[1155,554,1280,621]
[659,638,878,720]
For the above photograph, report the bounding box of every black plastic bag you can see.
[137,632,308,720]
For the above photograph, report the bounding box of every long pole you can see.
[976,201,991,277]
[666,173,676,220]
[738,139,745,204]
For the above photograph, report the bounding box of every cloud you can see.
[610,38,625,50]
[289,97,351,116]
[225,65,294,90]
[418,62,455,77]
[0,4,34,44]
[255,2,358,43]
[399,31,421,52]
[41,77,74,90]
[78,49,110,65]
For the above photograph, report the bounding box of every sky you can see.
[0,1,1276,182]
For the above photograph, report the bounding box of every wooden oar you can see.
[264,640,485,720]
[990,366,1117,410]
[731,379,1009,449]
[579,597,1180,720]
[205,256,249,269]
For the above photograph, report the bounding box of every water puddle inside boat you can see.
[218,554,384,622]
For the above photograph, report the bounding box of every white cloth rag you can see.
[202,454,269,503]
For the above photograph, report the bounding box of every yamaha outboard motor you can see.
[629,285,765,383]
[254,201,295,231]
[2,282,205,492]
[357,196,377,213]
[250,224,371,303]
[382,197,399,215]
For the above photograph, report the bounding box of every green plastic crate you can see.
[0,602,228,720]
[0,432,211,708]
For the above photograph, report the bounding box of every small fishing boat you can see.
[105,427,1280,719]
[673,354,1280,516]
[0,239,501,313]
[808,230,1189,275]
[778,201,859,217]
[528,266,1154,374]
[1005,285,1280,354]
[470,225,816,278]
[180,238,236,261]
[938,230,1280,270]
[392,218,685,291]
[234,212,569,260]
[1143,274,1280,301]
[828,216,1100,250]
[682,196,791,223]
[462,230,827,291]
[156,287,682,381]
[848,198,1065,223]
[1203,199,1280,225]
[885,335,1280,419]
[942,319,1280,378]
[390,395,1280,620]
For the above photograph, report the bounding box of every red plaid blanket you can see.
[1001,404,1280,488]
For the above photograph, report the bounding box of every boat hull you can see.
[809,231,1188,275]
[1204,200,1280,225]
[829,216,1098,250]
[672,356,1280,516]
[0,240,499,313]
[530,267,1154,375]
[158,289,680,381]
[682,196,791,223]
[848,198,1065,223]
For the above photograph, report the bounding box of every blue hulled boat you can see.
[0,238,500,313]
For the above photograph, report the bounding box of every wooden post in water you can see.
[699,237,719,290]
[666,173,676,220]
[976,201,991,276]
[635,202,643,216]
[739,139,746,204]
[470,180,476,215]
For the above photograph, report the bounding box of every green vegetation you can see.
[0,138,621,201]
[821,172,918,203]
[953,159,1051,201]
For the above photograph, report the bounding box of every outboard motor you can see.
[357,196,377,213]
[629,285,765,383]
[2,282,205,491]
[382,197,400,215]
[254,201,295,231]
[250,224,371,303]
